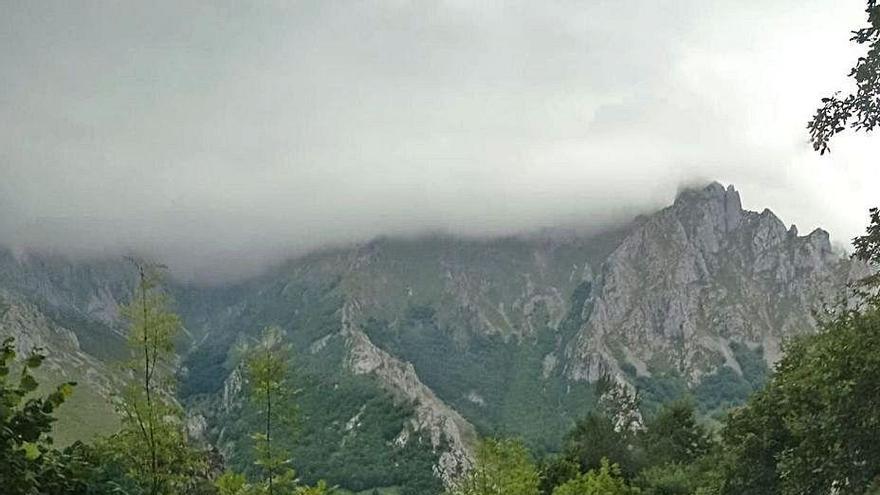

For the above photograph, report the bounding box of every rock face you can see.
[0,292,123,440]
[343,299,476,485]
[0,250,134,329]
[566,183,854,383]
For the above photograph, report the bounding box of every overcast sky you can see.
[1,1,878,281]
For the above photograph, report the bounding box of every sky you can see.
[1,0,878,281]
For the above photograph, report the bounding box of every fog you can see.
[1,1,878,282]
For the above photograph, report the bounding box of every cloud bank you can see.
[1,1,877,281]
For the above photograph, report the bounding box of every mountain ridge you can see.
[0,181,864,492]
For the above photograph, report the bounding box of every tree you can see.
[0,337,76,493]
[551,458,637,495]
[215,327,332,495]
[245,325,298,495]
[597,377,643,434]
[808,1,880,154]
[801,8,880,488]
[40,440,148,495]
[640,401,711,468]
[538,455,580,495]
[717,386,788,495]
[807,0,879,310]
[447,438,540,495]
[112,260,194,495]
[563,413,637,478]
[214,470,333,495]
[634,463,695,495]
[774,306,880,494]
[294,480,333,494]
[855,207,880,265]
[215,471,250,495]
[854,207,880,291]
[721,305,880,494]
[635,453,728,495]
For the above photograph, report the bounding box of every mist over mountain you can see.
[0,182,866,491]
[2,1,878,282]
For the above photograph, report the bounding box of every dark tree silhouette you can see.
[808,1,880,154]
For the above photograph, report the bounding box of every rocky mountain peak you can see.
[672,182,744,236]
[805,227,833,255]
[566,182,855,384]
[673,181,741,207]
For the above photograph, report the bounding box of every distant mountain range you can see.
[0,182,864,493]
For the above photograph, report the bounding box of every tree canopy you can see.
[808,0,880,154]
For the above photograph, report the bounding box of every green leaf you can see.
[19,373,38,393]
[58,381,76,399]
[48,382,76,407]
[22,442,41,460]
[25,353,45,369]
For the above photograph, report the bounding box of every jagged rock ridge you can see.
[566,183,857,384]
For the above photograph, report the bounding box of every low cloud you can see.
[1,0,877,282]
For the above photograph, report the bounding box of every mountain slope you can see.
[0,182,862,491]
[0,291,122,444]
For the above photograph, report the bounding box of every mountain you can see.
[0,182,862,493]
[568,183,855,381]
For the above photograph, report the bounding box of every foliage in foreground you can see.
[110,261,201,494]
[551,459,636,495]
[244,325,299,494]
[0,337,76,493]
[721,303,880,494]
[808,0,880,154]
[445,438,540,495]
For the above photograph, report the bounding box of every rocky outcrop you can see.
[342,299,477,486]
[0,295,119,395]
[0,250,134,330]
[565,182,857,383]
